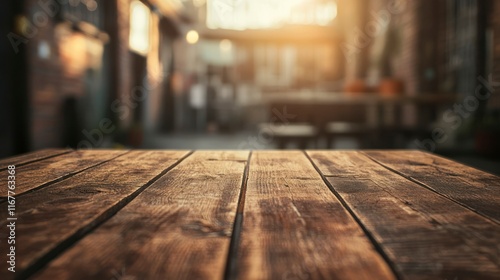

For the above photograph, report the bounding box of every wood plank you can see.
[32,151,249,280]
[0,150,190,279]
[0,150,129,198]
[307,151,500,279]
[237,151,395,279]
[0,149,73,170]
[363,150,500,223]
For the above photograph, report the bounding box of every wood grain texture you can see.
[363,150,500,223]
[0,150,190,279]
[33,151,249,280]
[0,150,129,198]
[0,149,73,170]
[1,149,498,280]
[237,151,395,280]
[308,151,500,280]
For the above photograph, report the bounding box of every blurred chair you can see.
[315,103,375,149]
[261,103,318,149]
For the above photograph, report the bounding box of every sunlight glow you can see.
[129,0,151,55]
[207,0,338,30]
[219,39,232,52]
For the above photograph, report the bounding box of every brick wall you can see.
[390,0,447,96]
[24,0,137,149]
[392,0,419,95]
[342,0,424,94]
[116,0,133,128]
[339,0,367,82]
[414,0,448,94]
[25,0,86,149]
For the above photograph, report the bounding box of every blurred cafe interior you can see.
[1,0,500,173]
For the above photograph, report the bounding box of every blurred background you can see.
[1,0,500,173]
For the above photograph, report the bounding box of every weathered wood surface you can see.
[0,150,190,279]
[307,151,500,280]
[0,150,129,198]
[0,150,498,280]
[34,151,249,280]
[363,150,500,223]
[237,151,395,280]
[0,149,72,170]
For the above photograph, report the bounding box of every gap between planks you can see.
[0,149,74,171]
[0,150,132,201]
[302,151,403,280]
[360,151,500,226]
[17,151,195,280]
[224,151,252,280]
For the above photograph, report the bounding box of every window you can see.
[129,0,151,56]
[206,0,337,30]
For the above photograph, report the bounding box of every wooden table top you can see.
[0,149,499,280]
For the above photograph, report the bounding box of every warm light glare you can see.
[219,39,232,52]
[129,0,150,55]
[207,0,338,30]
[186,30,200,44]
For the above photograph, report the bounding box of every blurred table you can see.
[256,91,456,103]
[258,91,457,124]
[248,92,458,148]
[1,149,499,279]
